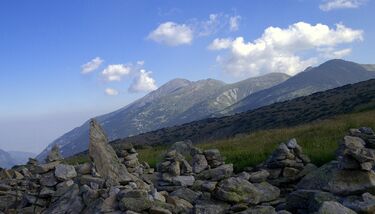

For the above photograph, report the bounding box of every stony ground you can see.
[1,119,375,214]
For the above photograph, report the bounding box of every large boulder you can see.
[317,201,356,214]
[297,161,375,195]
[88,119,133,185]
[43,184,84,214]
[215,177,262,204]
[197,164,233,181]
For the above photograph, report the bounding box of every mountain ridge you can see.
[37,73,289,159]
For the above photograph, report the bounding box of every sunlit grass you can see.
[137,109,375,171]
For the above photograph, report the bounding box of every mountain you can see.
[37,73,289,159]
[0,150,35,168]
[7,151,36,165]
[113,78,375,147]
[0,149,16,168]
[222,59,375,114]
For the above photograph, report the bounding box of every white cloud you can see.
[148,22,193,46]
[208,38,233,50]
[81,57,103,74]
[105,88,119,96]
[129,69,157,93]
[210,22,363,77]
[320,0,366,11]
[102,64,131,81]
[229,15,241,31]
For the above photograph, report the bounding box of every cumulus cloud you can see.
[147,22,193,46]
[209,22,363,77]
[229,15,241,31]
[81,57,103,74]
[208,38,233,50]
[148,13,241,46]
[102,64,131,81]
[129,69,158,93]
[320,0,366,11]
[105,88,119,96]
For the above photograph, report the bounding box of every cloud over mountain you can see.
[129,69,157,93]
[209,22,363,77]
[148,22,193,46]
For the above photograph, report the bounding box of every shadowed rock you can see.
[88,119,132,186]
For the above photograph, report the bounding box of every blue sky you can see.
[0,0,374,153]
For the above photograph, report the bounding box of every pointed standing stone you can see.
[88,119,132,186]
[46,144,63,163]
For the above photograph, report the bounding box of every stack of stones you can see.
[286,127,375,214]
[259,138,317,195]
[156,149,195,192]
[116,142,148,175]
[337,127,375,171]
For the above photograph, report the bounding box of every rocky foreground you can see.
[1,120,375,214]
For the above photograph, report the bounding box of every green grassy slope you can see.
[136,109,375,171]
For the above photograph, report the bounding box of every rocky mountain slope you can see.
[2,120,375,213]
[116,78,375,147]
[221,59,375,114]
[37,73,289,159]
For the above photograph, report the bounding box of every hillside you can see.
[37,73,288,159]
[113,78,375,147]
[222,59,375,114]
[0,149,15,168]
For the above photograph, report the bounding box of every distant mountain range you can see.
[37,59,375,159]
[0,149,35,168]
[220,59,375,115]
[114,78,375,147]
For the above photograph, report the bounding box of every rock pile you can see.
[260,138,317,194]
[1,126,375,214]
[287,127,375,214]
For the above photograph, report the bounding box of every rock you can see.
[76,163,92,175]
[194,201,229,214]
[0,195,17,210]
[317,201,356,214]
[248,170,270,183]
[88,119,133,185]
[55,164,77,181]
[297,161,375,195]
[168,140,194,157]
[193,180,217,192]
[119,190,153,212]
[343,192,375,214]
[172,176,195,187]
[46,144,63,162]
[44,184,84,214]
[166,196,193,211]
[79,175,105,188]
[204,149,224,168]
[282,167,300,178]
[238,206,276,214]
[192,154,208,173]
[40,171,58,187]
[253,182,280,202]
[170,187,201,204]
[215,177,261,204]
[34,161,60,174]
[197,164,233,181]
[149,207,172,214]
[286,189,337,213]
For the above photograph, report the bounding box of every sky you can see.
[0,0,374,154]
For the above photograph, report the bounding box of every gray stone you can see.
[55,164,77,181]
[249,170,270,183]
[88,119,133,185]
[254,182,280,202]
[197,164,233,181]
[46,144,63,162]
[194,202,228,214]
[172,175,195,186]
[297,161,375,195]
[238,206,276,214]
[170,187,201,203]
[44,184,84,214]
[286,189,337,213]
[215,177,262,204]
[40,171,58,187]
[149,207,172,214]
[317,201,356,214]
[343,192,375,214]
[192,154,208,173]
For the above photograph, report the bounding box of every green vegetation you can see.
[65,109,375,172]
[137,109,375,171]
